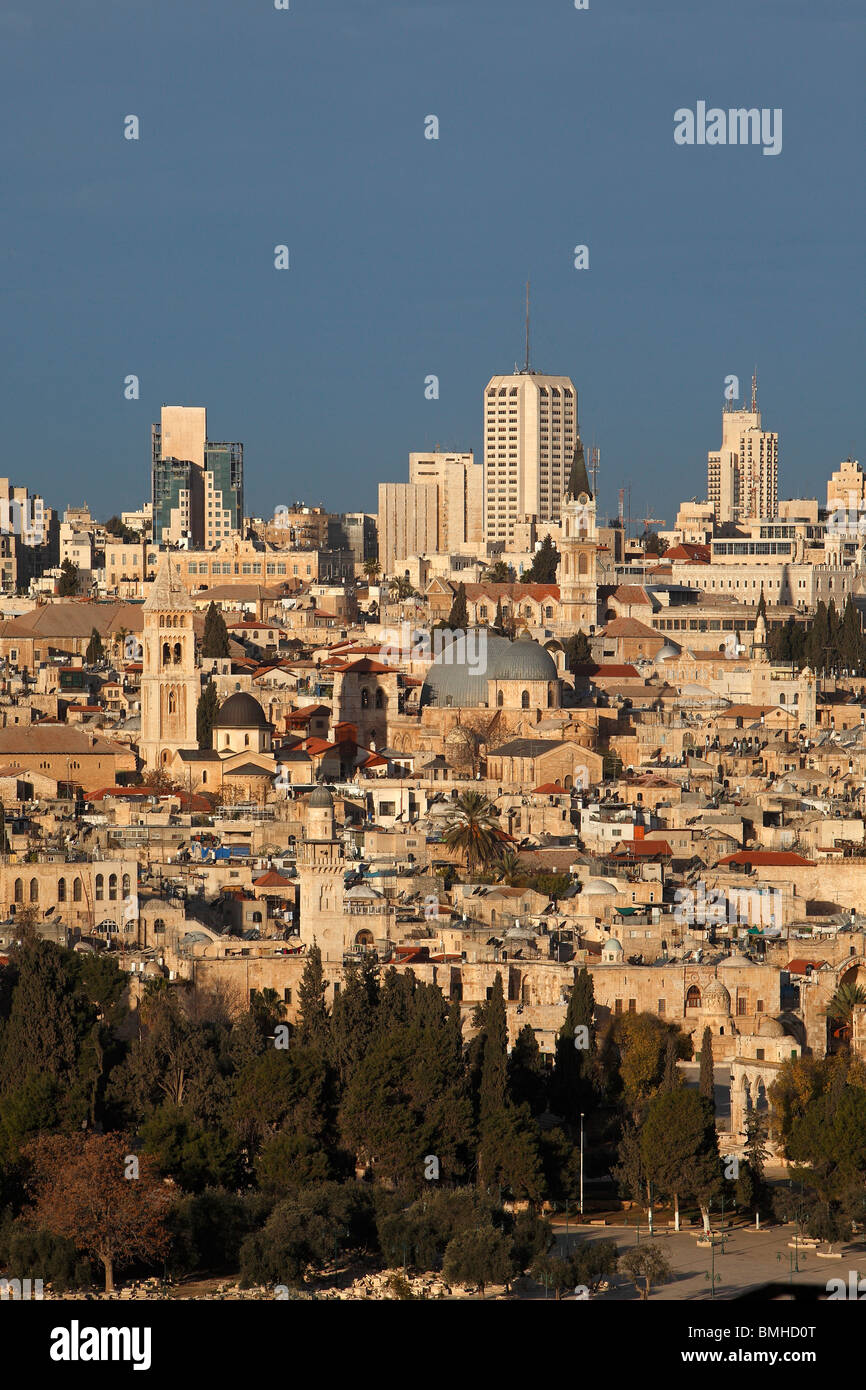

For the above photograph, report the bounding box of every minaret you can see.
[297,781,345,960]
[139,557,199,770]
[558,431,598,632]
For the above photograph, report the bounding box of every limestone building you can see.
[139,557,199,770]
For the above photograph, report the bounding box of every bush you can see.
[5,1224,94,1293]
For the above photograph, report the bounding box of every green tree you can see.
[526,534,560,583]
[57,559,79,597]
[563,631,592,671]
[441,791,505,876]
[699,1026,715,1103]
[297,944,329,1049]
[483,561,512,583]
[442,1226,516,1298]
[621,1244,672,1301]
[447,582,469,632]
[196,680,220,750]
[640,1087,721,1231]
[85,627,103,664]
[202,602,230,658]
[550,968,595,1121]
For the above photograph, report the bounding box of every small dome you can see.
[756,1016,786,1038]
[308,783,334,809]
[703,979,731,1012]
[656,641,682,661]
[602,938,623,959]
[581,878,617,896]
[212,691,269,729]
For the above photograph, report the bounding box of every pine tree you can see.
[494,597,503,633]
[297,943,329,1047]
[527,534,560,583]
[447,582,469,632]
[756,587,767,621]
[58,559,79,597]
[202,601,230,658]
[699,1026,715,1103]
[196,681,220,750]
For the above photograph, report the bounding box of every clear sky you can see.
[1,0,862,529]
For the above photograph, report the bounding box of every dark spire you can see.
[567,431,592,500]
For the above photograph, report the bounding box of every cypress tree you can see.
[202,601,230,658]
[699,1026,715,1103]
[297,943,329,1048]
[479,973,507,1124]
[196,680,220,750]
[447,582,469,633]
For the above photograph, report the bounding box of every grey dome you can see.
[420,630,557,709]
[213,691,269,729]
[420,631,511,708]
[308,783,334,809]
[656,641,682,661]
[502,631,559,681]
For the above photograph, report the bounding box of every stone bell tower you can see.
[139,557,199,770]
[559,432,599,632]
[297,782,346,962]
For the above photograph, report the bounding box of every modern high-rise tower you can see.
[151,405,244,548]
[707,375,778,523]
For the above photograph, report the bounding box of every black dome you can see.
[212,691,269,729]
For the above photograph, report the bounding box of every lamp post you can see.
[578,1106,586,1217]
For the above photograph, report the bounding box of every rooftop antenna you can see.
[524,280,531,373]
[751,367,758,412]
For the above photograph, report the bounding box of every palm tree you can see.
[496,849,525,887]
[362,557,381,584]
[483,560,512,583]
[389,575,417,601]
[441,791,505,876]
[250,987,287,1032]
[824,981,866,1048]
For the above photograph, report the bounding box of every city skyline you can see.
[0,0,861,526]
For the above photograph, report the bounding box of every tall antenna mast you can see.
[751,367,758,412]
[524,280,530,373]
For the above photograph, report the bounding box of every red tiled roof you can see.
[788,958,829,974]
[532,782,569,795]
[719,851,815,866]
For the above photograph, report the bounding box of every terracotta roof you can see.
[532,782,569,795]
[787,958,829,974]
[719,850,815,866]
[610,839,673,858]
[601,617,660,638]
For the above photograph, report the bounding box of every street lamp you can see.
[578,1106,586,1217]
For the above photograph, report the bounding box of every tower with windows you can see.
[558,435,599,633]
[140,557,199,769]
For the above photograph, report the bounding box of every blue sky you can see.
[1,0,862,528]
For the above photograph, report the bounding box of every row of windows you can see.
[12,873,132,903]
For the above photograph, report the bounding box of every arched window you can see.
[73,877,82,902]
[375,689,385,709]
[521,690,530,709]
[162,642,171,665]
[153,918,165,935]
[58,877,67,902]
[29,878,38,902]
[252,911,262,924]
[13,878,23,903]
[244,734,250,746]
[122,874,131,898]
[95,873,104,901]
[686,986,701,1009]
[578,553,589,575]
[361,688,370,708]
[173,642,182,664]
[497,690,504,708]
[168,689,176,715]
[108,873,118,901]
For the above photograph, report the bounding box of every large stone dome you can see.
[420,630,557,708]
[212,691,269,729]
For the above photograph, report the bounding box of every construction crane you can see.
[638,515,665,532]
